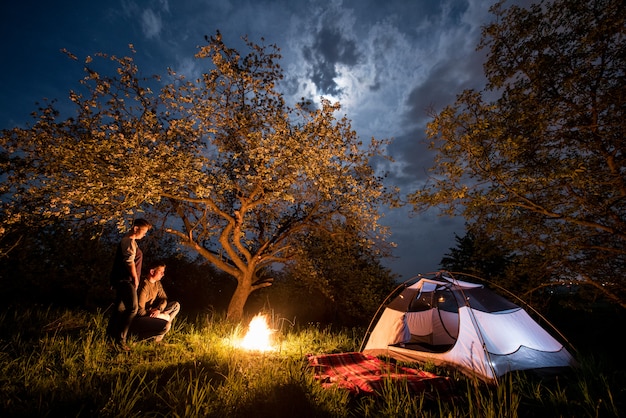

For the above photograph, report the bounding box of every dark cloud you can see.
[387,129,433,185]
[404,50,488,127]
[302,24,361,96]
[386,22,489,191]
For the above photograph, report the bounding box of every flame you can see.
[239,314,275,352]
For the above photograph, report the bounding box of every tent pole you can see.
[445,271,500,384]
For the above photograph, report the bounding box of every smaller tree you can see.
[257,226,397,326]
[440,229,512,280]
[410,0,626,307]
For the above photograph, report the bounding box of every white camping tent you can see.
[361,273,576,383]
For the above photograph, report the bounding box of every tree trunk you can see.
[226,274,253,322]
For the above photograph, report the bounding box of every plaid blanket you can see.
[307,352,453,397]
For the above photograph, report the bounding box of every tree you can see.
[0,32,396,321]
[440,229,512,281]
[409,0,626,307]
[439,228,556,308]
[266,225,397,326]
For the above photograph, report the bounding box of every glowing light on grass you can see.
[238,314,275,352]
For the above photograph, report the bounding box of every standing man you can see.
[107,218,152,350]
[133,261,180,342]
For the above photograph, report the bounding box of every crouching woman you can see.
[130,261,181,342]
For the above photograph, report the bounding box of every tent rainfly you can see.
[360,273,577,383]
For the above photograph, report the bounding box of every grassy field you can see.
[0,307,623,417]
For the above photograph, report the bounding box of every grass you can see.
[0,307,623,417]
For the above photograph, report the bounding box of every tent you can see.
[360,273,576,383]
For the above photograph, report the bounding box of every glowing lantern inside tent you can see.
[239,314,275,352]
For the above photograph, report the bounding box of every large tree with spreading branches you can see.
[410,0,626,307]
[0,32,396,321]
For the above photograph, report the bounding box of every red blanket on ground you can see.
[307,352,453,396]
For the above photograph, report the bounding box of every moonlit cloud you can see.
[141,9,163,39]
[1,0,502,279]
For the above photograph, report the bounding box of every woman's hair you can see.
[132,218,152,229]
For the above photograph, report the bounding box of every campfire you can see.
[237,313,276,352]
